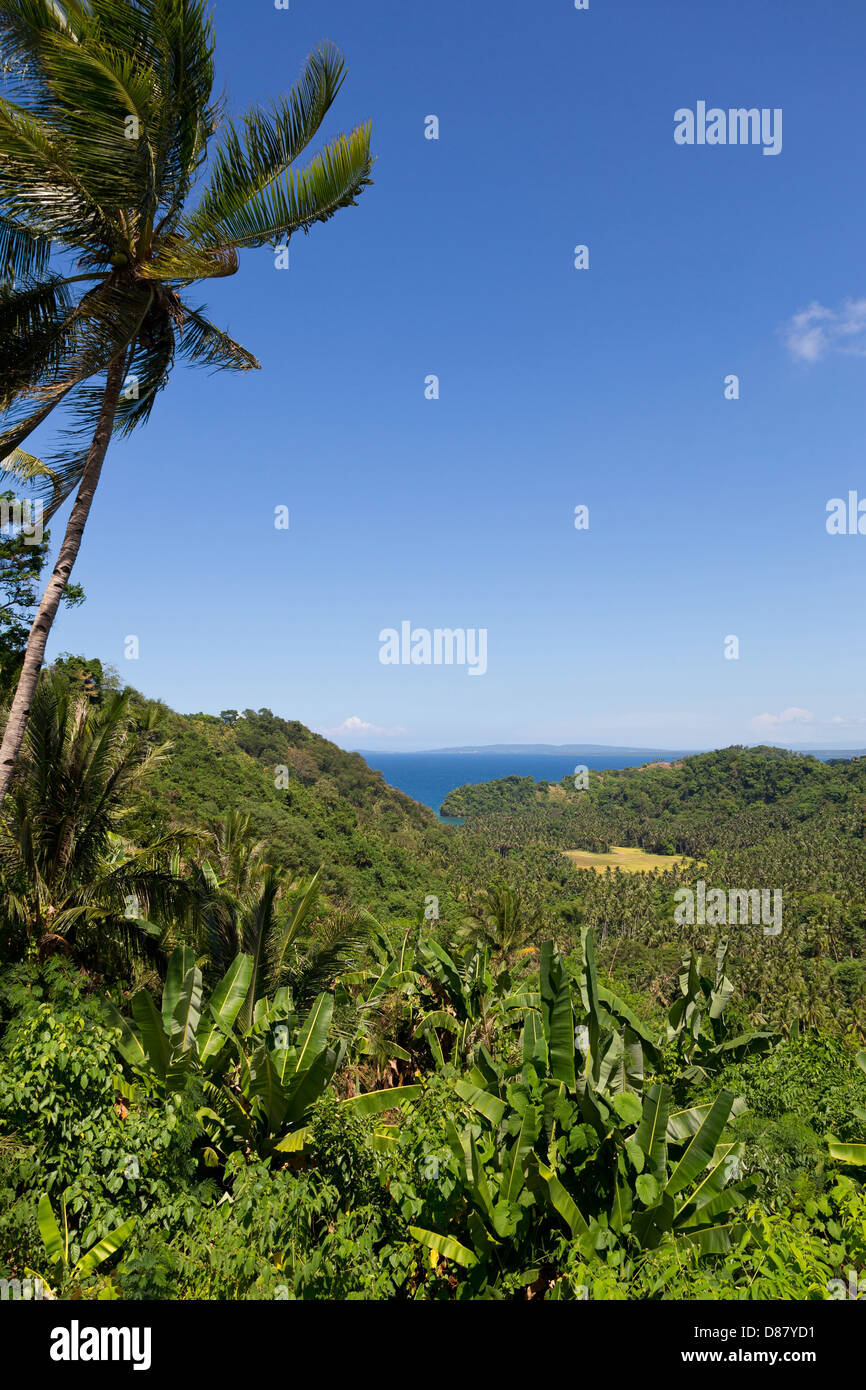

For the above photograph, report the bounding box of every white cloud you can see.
[751,707,814,732]
[319,715,406,739]
[783,298,866,363]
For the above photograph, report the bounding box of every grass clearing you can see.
[564,845,691,874]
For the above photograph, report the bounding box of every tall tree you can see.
[0,0,373,796]
[459,884,544,969]
[0,489,84,696]
[0,672,190,968]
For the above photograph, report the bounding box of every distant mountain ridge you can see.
[359,743,698,757]
[358,742,866,758]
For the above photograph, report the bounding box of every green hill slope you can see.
[119,699,447,916]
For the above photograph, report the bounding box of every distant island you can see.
[358,742,866,758]
[359,743,699,757]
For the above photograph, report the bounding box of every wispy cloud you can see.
[751,708,866,735]
[751,707,814,732]
[782,297,866,363]
[319,715,406,739]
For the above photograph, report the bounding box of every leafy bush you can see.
[134,1154,416,1300]
[724,1035,866,1142]
[0,961,207,1275]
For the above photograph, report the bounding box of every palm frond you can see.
[237,868,281,1031]
[176,302,259,372]
[186,123,373,251]
[0,1,90,104]
[0,270,76,405]
[185,42,347,244]
[286,905,371,1011]
[0,671,190,968]
[0,214,51,282]
[36,35,165,223]
[112,306,176,433]
[0,92,116,247]
[140,239,237,281]
[0,280,155,512]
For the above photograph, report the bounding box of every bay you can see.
[361,750,689,815]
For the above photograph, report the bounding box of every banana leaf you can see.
[409,1227,477,1268]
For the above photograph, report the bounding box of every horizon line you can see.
[348,740,866,756]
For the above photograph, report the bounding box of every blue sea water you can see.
[362,747,860,815]
[362,752,680,815]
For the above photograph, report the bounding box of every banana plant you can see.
[417,934,754,1281]
[665,941,774,1084]
[827,1052,866,1166]
[199,987,344,1157]
[109,944,421,1160]
[548,936,751,1255]
[107,946,251,1092]
[410,1091,543,1286]
[337,921,421,1073]
[409,940,593,1281]
[200,984,422,1159]
[413,937,525,1069]
[535,1082,751,1260]
[26,1191,134,1299]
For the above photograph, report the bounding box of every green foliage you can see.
[0,674,189,969]
[0,959,206,1281]
[122,701,446,917]
[28,1188,135,1298]
[110,943,420,1162]
[0,9,373,522]
[725,1035,866,1141]
[2,681,865,1301]
[131,1153,414,1301]
[0,495,83,697]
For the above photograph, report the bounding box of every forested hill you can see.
[115,689,445,916]
[440,745,866,855]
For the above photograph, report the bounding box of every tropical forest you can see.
[0,0,864,1325]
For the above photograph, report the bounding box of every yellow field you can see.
[564,845,690,874]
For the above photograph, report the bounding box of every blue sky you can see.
[33,0,866,750]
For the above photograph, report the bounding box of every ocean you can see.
[362,751,684,815]
[361,746,863,816]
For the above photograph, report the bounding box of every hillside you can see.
[441,745,866,855]
[3,663,866,1308]
[117,691,450,917]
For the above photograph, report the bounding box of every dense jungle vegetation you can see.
[0,658,865,1301]
[0,0,863,1307]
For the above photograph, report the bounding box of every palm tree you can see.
[0,671,193,968]
[200,809,270,899]
[0,1,373,797]
[459,883,544,969]
[201,853,370,1025]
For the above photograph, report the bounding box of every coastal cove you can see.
[358,747,858,816]
[360,750,694,814]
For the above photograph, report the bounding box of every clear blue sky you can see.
[36,0,866,750]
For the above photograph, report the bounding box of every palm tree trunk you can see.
[0,357,124,799]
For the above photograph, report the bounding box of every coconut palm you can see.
[201,856,370,1025]
[0,672,194,968]
[458,883,544,969]
[0,0,373,796]
[200,809,270,900]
